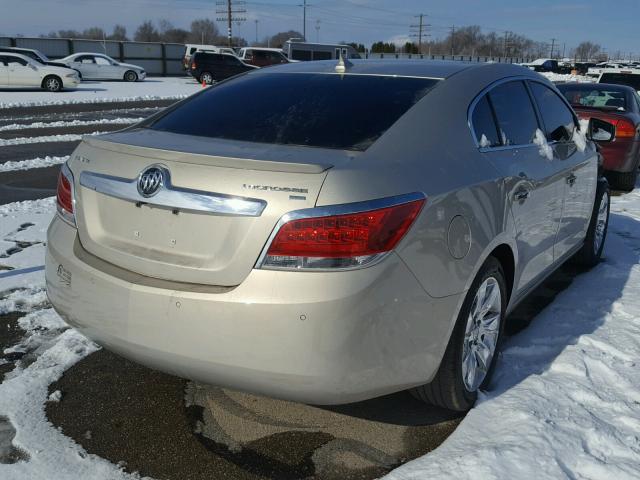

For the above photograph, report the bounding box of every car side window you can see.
[488,81,539,146]
[7,57,27,66]
[77,55,95,63]
[529,82,576,142]
[95,57,111,65]
[0,56,7,66]
[223,55,241,65]
[471,95,500,148]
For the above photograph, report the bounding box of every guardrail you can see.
[0,37,185,76]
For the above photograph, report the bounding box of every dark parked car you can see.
[558,82,640,191]
[238,48,290,67]
[188,52,258,84]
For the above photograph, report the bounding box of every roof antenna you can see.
[335,52,352,73]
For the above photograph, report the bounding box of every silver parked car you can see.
[58,53,146,81]
[46,61,612,411]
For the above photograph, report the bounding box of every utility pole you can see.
[550,38,556,58]
[254,19,258,44]
[315,19,320,43]
[503,31,508,58]
[409,14,431,53]
[450,25,455,56]
[216,0,246,47]
[302,0,307,41]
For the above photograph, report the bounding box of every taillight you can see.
[191,62,196,70]
[258,194,425,270]
[612,118,636,138]
[56,163,76,227]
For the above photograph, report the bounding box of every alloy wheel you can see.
[45,78,60,92]
[462,276,502,392]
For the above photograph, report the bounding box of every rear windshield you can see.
[559,85,629,111]
[147,72,439,151]
[600,73,640,92]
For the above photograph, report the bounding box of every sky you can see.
[1,0,639,56]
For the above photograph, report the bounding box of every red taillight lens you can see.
[260,197,425,270]
[612,118,636,138]
[56,164,76,226]
[191,62,196,70]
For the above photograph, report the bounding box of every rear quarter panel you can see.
[316,64,525,301]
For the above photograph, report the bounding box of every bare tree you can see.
[188,19,219,45]
[134,20,160,42]
[108,25,128,41]
[269,30,304,48]
[573,41,601,61]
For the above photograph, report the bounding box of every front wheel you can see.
[411,257,507,411]
[574,178,610,267]
[42,75,62,92]
[124,70,138,82]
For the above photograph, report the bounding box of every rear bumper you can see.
[45,217,462,404]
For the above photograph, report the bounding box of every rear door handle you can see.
[566,173,577,186]
[514,189,529,201]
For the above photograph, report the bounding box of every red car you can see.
[558,82,640,191]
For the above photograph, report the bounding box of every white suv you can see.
[0,52,80,91]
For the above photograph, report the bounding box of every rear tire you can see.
[199,72,213,85]
[42,75,62,92]
[607,170,638,192]
[124,70,138,82]
[411,257,506,411]
[574,178,610,267]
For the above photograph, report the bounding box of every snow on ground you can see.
[386,188,640,479]
[1,186,640,478]
[0,156,69,173]
[0,77,201,109]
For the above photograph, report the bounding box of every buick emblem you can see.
[137,166,164,197]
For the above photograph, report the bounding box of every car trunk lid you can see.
[70,130,355,286]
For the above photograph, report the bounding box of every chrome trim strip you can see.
[79,169,267,217]
[254,191,427,271]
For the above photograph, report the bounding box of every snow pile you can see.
[533,128,553,160]
[0,77,199,109]
[0,118,143,132]
[385,189,640,479]
[540,72,595,83]
[0,156,69,173]
[0,133,106,147]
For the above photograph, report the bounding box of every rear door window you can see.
[148,73,439,151]
[529,82,576,142]
[471,96,500,147]
[488,81,539,146]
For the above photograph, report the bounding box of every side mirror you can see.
[29,64,38,71]
[588,117,616,143]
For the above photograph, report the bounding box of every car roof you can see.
[0,47,34,52]
[0,52,32,61]
[251,59,523,80]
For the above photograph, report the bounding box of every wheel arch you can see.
[41,74,62,89]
